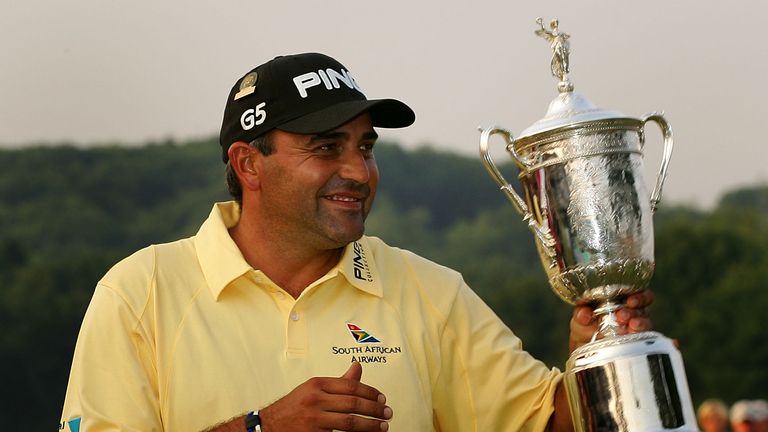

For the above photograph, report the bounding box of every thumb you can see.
[341,361,363,381]
[573,305,596,325]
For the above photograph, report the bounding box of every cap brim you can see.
[277,99,415,134]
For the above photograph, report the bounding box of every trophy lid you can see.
[517,91,627,139]
[518,18,629,141]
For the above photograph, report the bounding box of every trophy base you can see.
[565,331,698,432]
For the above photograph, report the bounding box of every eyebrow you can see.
[309,130,379,143]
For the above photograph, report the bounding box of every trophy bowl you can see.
[480,109,671,309]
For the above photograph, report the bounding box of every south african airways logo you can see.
[346,323,381,343]
[333,323,401,363]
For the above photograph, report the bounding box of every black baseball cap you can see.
[219,52,415,163]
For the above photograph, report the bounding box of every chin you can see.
[327,229,365,247]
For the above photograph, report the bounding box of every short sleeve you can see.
[60,284,162,431]
[432,281,563,431]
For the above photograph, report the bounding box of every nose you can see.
[338,148,371,184]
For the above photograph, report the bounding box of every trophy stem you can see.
[593,300,623,338]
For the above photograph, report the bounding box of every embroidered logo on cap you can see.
[346,323,381,343]
[292,68,362,98]
[234,72,258,100]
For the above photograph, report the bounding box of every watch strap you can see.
[245,410,261,432]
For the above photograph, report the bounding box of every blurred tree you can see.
[653,206,768,403]
[718,184,768,213]
[374,143,510,230]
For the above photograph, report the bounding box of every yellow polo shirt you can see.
[61,201,562,431]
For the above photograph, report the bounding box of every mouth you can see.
[323,193,366,209]
[319,179,371,211]
[326,194,360,202]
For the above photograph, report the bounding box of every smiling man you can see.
[60,52,652,432]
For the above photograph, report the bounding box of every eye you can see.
[315,142,339,153]
[360,142,375,157]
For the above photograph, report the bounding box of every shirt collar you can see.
[195,202,383,300]
[194,201,253,300]
[336,236,383,298]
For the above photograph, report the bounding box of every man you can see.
[697,399,729,432]
[60,52,652,431]
[732,400,768,432]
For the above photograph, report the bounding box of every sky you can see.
[2,0,767,208]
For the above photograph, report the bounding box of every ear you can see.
[228,142,262,191]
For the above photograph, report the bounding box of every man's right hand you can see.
[259,362,392,431]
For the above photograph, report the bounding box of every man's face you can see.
[699,413,727,432]
[256,113,379,250]
[733,421,755,432]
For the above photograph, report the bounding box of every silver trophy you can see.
[479,18,698,432]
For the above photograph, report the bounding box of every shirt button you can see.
[290,311,300,321]
[275,291,285,299]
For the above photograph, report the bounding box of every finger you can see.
[625,290,654,308]
[341,361,363,382]
[570,311,598,337]
[319,377,384,403]
[616,306,648,324]
[318,412,390,432]
[320,393,393,420]
[614,313,651,334]
[572,305,596,326]
[569,309,599,352]
[628,316,651,332]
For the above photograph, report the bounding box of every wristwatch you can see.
[245,410,261,432]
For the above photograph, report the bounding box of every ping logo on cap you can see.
[293,68,362,98]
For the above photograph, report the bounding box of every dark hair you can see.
[225,133,274,203]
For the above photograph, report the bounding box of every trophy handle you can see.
[640,112,674,213]
[479,126,557,253]
[479,126,531,216]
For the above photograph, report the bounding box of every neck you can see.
[229,203,344,299]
